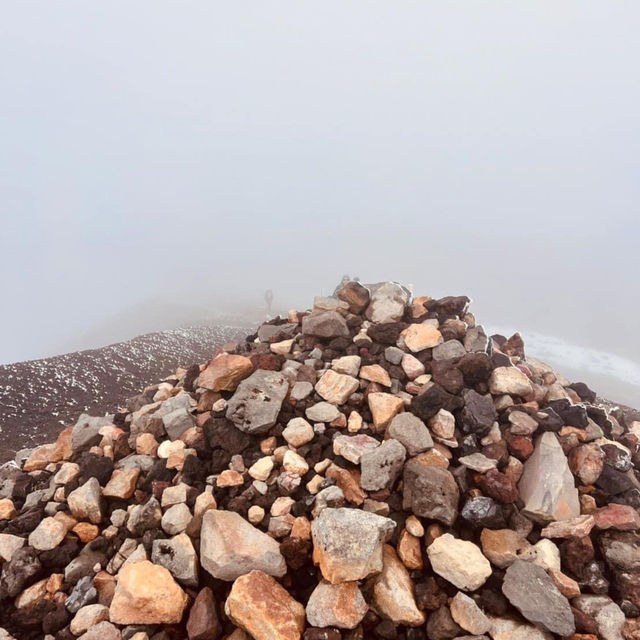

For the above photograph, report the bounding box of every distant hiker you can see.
[333,274,351,296]
[264,289,274,316]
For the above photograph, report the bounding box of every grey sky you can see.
[1,2,639,396]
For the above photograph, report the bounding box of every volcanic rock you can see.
[427,533,492,591]
[225,570,305,640]
[200,509,286,580]
[403,460,459,525]
[501,559,575,636]
[387,413,433,455]
[360,439,406,491]
[311,507,395,583]
[198,353,254,392]
[302,311,349,338]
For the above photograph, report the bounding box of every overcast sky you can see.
[1,2,639,399]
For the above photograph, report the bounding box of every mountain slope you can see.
[0,324,247,462]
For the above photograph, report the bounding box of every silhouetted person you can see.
[264,289,274,316]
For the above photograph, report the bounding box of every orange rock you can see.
[103,468,140,500]
[225,570,305,640]
[198,354,253,392]
[109,560,188,624]
[360,365,391,387]
[325,464,366,505]
[94,571,117,607]
[548,569,581,598]
[0,498,17,520]
[73,522,100,543]
[397,529,423,570]
[135,433,159,456]
[368,393,404,432]
[217,470,245,487]
[403,323,443,352]
[315,370,359,405]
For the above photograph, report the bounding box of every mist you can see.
[1,2,639,403]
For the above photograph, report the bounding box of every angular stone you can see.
[367,544,424,626]
[365,282,410,324]
[103,468,140,500]
[518,432,580,523]
[311,507,395,583]
[109,560,187,624]
[593,503,640,531]
[432,339,466,361]
[200,509,286,580]
[305,580,368,629]
[0,498,17,520]
[426,533,492,591]
[397,529,423,570]
[428,409,456,439]
[459,453,498,473]
[70,604,110,636]
[163,407,196,440]
[336,280,371,314]
[28,516,67,551]
[403,323,443,353]
[199,354,254,392]
[403,460,459,525]
[248,456,274,481]
[302,311,349,338]
[186,586,222,640]
[489,367,533,397]
[360,364,392,387]
[573,595,626,640]
[226,370,289,434]
[502,559,575,637]
[306,402,340,423]
[449,592,491,635]
[332,355,362,377]
[461,389,497,434]
[282,417,315,448]
[152,533,198,588]
[360,439,406,491]
[401,353,426,380]
[333,434,379,464]
[225,570,305,640]
[508,410,539,436]
[162,502,192,535]
[127,496,162,536]
[487,615,554,640]
[72,414,113,453]
[568,443,605,485]
[541,514,595,539]
[480,529,529,569]
[290,381,313,402]
[315,369,359,405]
[68,477,103,524]
[387,413,433,456]
[368,392,404,432]
[0,533,25,562]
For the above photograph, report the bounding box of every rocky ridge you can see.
[1,281,640,640]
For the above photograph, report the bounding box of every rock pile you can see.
[1,280,640,640]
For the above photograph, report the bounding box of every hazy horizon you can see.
[1,2,639,403]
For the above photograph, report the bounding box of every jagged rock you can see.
[459,453,498,473]
[302,311,349,338]
[226,370,289,434]
[461,390,497,434]
[70,604,110,636]
[367,544,425,626]
[163,407,196,440]
[225,570,305,640]
[336,280,370,314]
[315,369,359,405]
[573,595,626,640]
[28,516,67,551]
[518,432,580,523]
[487,615,553,640]
[305,580,368,629]
[68,477,103,524]
[127,496,162,535]
[198,353,254,392]
[200,509,286,580]
[71,414,113,453]
[403,323,443,353]
[368,393,404,431]
[427,533,492,591]
[449,592,491,635]
[186,586,222,640]
[488,367,533,397]
[102,468,140,499]
[501,559,575,637]
[480,529,529,568]
[311,507,395,583]
[109,560,188,624]
[0,533,25,562]
[151,533,198,587]
[332,355,362,377]
[387,413,433,456]
[282,417,315,447]
[333,434,379,464]
[365,282,410,324]
[403,460,459,525]
[360,439,406,490]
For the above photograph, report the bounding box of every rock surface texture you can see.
[1,279,639,640]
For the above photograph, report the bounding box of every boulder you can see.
[198,354,254,392]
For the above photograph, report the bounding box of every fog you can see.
[1,2,639,403]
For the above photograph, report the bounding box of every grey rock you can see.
[161,503,192,535]
[312,486,345,517]
[360,439,406,491]
[290,381,314,402]
[257,322,298,343]
[365,282,411,324]
[71,414,113,453]
[573,595,625,640]
[403,460,459,525]
[306,401,340,423]
[68,477,103,524]
[77,621,122,640]
[464,325,489,353]
[65,575,97,614]
[151,533,198,588]
[518,432,580,524]
[226,370,289,434]
[0,546,41,598]
[311,507,396,583]
[301,311,350,338]
[162,408,196,440]
[127,497,162,536]
[432,340,466,361]
[200,509,286,581]
[459,453,498,473]
[385,346,405,365]
[387,413,433,456]
[502,559,575,637]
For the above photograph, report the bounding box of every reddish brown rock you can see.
[186,586,221,640]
